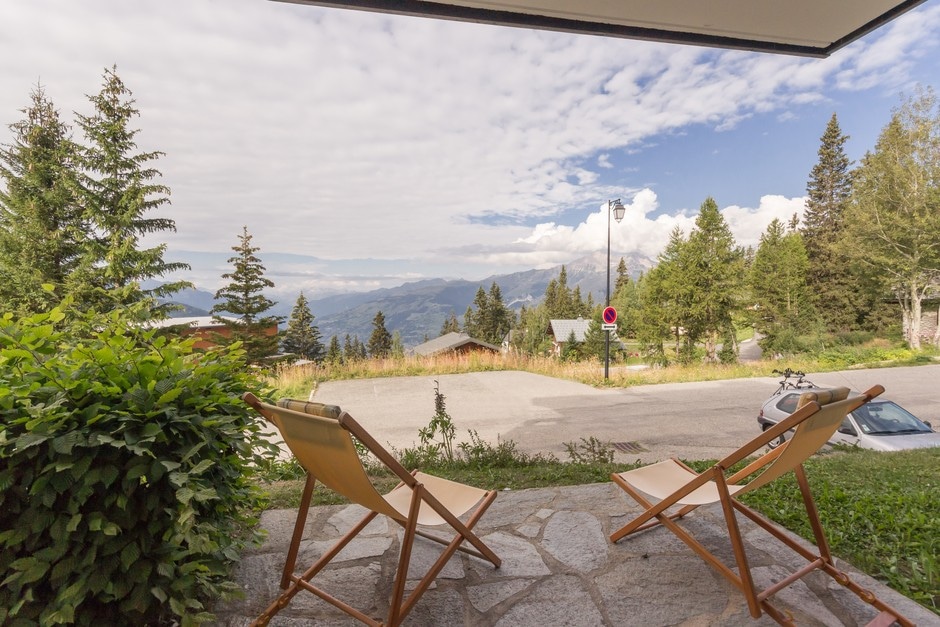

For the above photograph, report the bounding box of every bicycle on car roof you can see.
[771,368,816,395]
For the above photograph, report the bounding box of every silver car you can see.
[757,387,940,451]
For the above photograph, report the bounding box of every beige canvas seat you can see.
[243,394,501,626]
[609,384,912,627]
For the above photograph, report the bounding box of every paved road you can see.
[306,364,940,463]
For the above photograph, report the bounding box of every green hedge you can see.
[0,303,276,625]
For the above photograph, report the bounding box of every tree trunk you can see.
[933,303,940,348]
[904,281,922,350]
[704,331,718,363]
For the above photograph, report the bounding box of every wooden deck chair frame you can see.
[243,393,501,627]
[609,385,912,627]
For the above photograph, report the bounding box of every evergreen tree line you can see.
[0,67,190,316]
[504,90,940,362]
[0,69,395,367]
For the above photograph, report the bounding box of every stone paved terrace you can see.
[213,483,936,626]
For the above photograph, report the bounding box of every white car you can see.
[757,386,940,451]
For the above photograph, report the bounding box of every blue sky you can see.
[1,0,939,301]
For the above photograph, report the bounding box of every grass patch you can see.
[740,447,939,614]
[259,461,639,510]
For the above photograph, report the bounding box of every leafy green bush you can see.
[816,343,917,368]
[0,303,276,625]
[832,330,876,346]
[255,456,306,481]
[457,430,553,469]
[563,436,615,464]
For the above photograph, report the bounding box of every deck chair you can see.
[609,385,912,627]
[243,393,501,626]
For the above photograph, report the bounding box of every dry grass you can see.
[267,351,825,396]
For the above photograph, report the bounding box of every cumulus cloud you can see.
[506,189,806,268]
[0,0,936,295]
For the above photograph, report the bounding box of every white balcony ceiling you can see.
[277,0,928,57]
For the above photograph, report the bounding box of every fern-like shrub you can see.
[0,303,276,625]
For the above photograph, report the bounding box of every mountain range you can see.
[161,253,654,348]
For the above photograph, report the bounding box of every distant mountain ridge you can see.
[159,253,653,348]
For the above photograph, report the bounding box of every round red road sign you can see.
[602,306,617,324]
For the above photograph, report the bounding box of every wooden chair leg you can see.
[281,473,316,589]
[387,486,423,626]
[398,489,499,620]
[716,483,760,618]
[254,507,380,627]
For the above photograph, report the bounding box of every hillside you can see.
[163,253,653,348]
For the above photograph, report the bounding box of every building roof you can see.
[145,315,239,329]
[411,332,500,356]
[277,0,926,58]
[548,318,592,343]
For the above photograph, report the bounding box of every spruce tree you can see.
[326,335,343,364]
[368,311,393,358]
[463,286,488,339]
[801,113,862,331]
[484,282,511,345]
[542,278,559,317]
[462,305,475,336]
[611,272,640,341]
[391,330,405,358]
[281,292,324,362]
[749,218,811,353]
[555,266,574,317]
[560,329,580,361]
[0,85,85,312]
[682,197,744,362]
[580,317,607,361]
[440,311,460,336]
[211,226,280,362]
[613,258,630,295]
[343,334,354,361]
[571,285,588,318]
[635,228,686,364]
[76,66,190,312]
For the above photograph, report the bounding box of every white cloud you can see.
[721,195,808,248]
[506,189,806,268]
[0,0,937,296]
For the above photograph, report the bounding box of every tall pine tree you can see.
[682,197,744,362]
[801,113,863,331]
[483,282,512,345]
[326,335,343,364]
[212,226,280,362]
[636,227,687,363]
[0,85,85,312]
[464,282,511,344]
[368,310,393,358]
[440,311,460,336]
[749,218,812,353]
[281,292,324,361]
[76,66,189,313]
[463,286,489,339]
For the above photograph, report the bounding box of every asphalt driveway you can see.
[305,364,940,463]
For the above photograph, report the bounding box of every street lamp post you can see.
[605,198,626,380]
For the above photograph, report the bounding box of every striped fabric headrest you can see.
[277,398,343,419]
[796,387,850,409]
